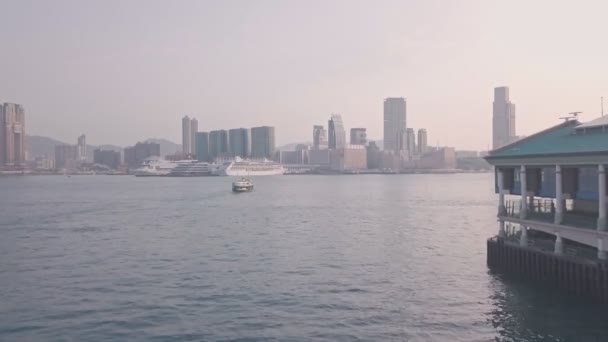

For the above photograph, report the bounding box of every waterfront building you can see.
[195,132,210,162]
[492,86,516,149]
[406,128,416,157]
[251,126,275,159]
[190,118,198,155]
[93,149,121,169]
[124,142,161,168]
[328,114,346,149]
[350,128,367,145]
[383,98,406,151]
[209,130,229,160]
[313,125,328,150]
[417,129,428,155]
[55,145,79,170]
[228,128,250,158]
[402,147,456,170]
[0,103,26,168]
[182,116,191,154]
[308,149,331,167]
[77,134,87,161]
[279,150,309,165]
[366,141,382,169]
[330,145,367,172]
[485,116,608,302]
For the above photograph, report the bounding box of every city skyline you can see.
[3,1,607,150]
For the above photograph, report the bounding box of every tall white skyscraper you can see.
[417,128,428,155]
[492,87,516,149]
[182,115,191,154]
[406,128,416,157]
[383,98,407,151]
[328,114,346,149]
[77,134,86,161]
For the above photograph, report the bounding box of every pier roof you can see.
[486,117,608,163]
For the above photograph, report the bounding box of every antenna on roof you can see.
[559,111,581,122]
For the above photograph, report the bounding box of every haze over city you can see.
[2,0,608,149]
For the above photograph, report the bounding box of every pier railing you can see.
[504,199,598,230]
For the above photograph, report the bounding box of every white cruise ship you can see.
[215,157,285,176]
[132,157,189,176]
[168,161,212,177]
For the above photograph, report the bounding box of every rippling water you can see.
[1,174,607,341]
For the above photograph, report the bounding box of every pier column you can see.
[498,221,506,238]
[555,165,563,224]
[520,165,527,219]
[497,168,506,216]
[554,232,563,255]
[520,226,528,247]
[599,164,607,231]
[598,238,607,260]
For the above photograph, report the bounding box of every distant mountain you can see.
[278,142,311,151]
[143,138,181,156]
[26,135,67,158]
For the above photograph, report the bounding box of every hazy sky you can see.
[2,0,608,149]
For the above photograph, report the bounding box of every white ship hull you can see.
[216,157,285,176]
[224,168,284,176]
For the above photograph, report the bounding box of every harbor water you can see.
[1,174,607,341]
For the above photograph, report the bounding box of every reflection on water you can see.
[0,174,607,341]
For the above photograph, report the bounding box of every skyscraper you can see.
[77,134,87,161]
[312,125,328,150]
[0,103,26,168]
[417,128,428,155]
[190,118,198,155]
[383,98,407,151]
[195,132,210,162]
[406,128,416,157]
[228,128,250,158]
[182,116,191,154]
[209,130,229,159]
[350,128,367,145]
[251,126,275,159]
[492,86,516,149]
[328,114,346,149]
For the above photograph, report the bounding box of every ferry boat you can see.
[232,177,254,192]
[168,161,212,177]
[215,157,284,176]
[132,157,185,177]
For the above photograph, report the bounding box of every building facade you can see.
[124,142,161,168]
[251,126,275,159]
[406,128,416,157]
[195,132,210,162]
[0,103,26,168]
[228,128,250,158]
[313,125,328,150]
[383,98,406,151]
[209,130,229,160]
[190,118,198,155]
[328,114,346,149]
[417,128,428,155]
[77,134,87,161]
[182,116,191,154]
[93,149,121,169]
[492,86,516,149]
[55,145,79,170]
[330,145,367,171]
[350,128,367,145]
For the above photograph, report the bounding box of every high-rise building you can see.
[77,134,87,161]
[209,130,229,160]
[312,125,328,150]
[0,103,26,168]
[55,145,79,170]
[93,149,121,169]
[182,116,191,154]
[328,114,346,149]
[417,128,428,155]
[124,142,161,168]
[195,132,210,162]
[492,86,516,149]
[350,128,367,145]
[251,126,275,159]
[406,128,416,157]
[190,118,198,154]
[228,128,250,158]
[383,98,407,151]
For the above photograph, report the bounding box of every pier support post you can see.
[599,165,606,231]
[598,238,607,261]
[498,221,506,238]
[520,166,527,219]
[497,168,506,216]
[555,165,563,224]
[520,226,528,247]
[554,232,563,255]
